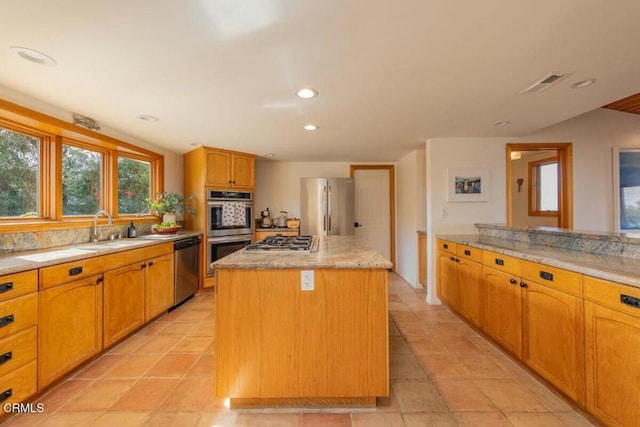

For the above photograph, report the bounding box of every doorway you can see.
[350,165,396,271]
[506,143,573,229]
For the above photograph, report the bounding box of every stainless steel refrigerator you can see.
[300,178,355,236]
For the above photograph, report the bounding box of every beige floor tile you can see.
[389,336,413,354]
[456,355,513,379]
[187,354,215,378]
[395,321,431,337]
[159,378,215,410]
[144,411,202,427]
[158,321,200,336]
[174,310,210,322]
[145,353,199,377]
[418,354,469,378]
[92,412,151,427]
[515,377,576,412]
[475,378,549,412]
[133,334,182,354]
[403,412,458,427]
[428,322,475,337]
[351,412,405,427]
[171,336,214,353]
[392,380,448,412]
[301,413,351,426]
[389,322,402,336]
[109,378,180,411]
[36,413,103,427]
[196,412,239,427]
[38,379,93,411]
[107,334,153,354]
[103,354,163,378]
[390,310,420,322]
[73,354,125,379]
[408,336,448,354]
[465,335,502,354]
[454,411,513,426]
[504,412,566,427]
[58,379,135,412]
[435,335,483,354]
[554,411,598,426]
[233,413,301,426]
[137,321,170,336]
[2,412,49,427]
[433,378,496,411]
[390,353,428,380]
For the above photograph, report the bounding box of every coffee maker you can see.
[261,208,271,227]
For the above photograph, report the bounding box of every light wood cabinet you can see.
[417,233,426,286]
[0,270,37,302]
[206,149,255,190]
[521,280,585,404]
[145,253,174,322]
[436,249,458,309]
[482,267,522,358]
[583,276,640,426]
[456,256,483,327]
[254,230,299,241]
[0,360,37,406]
[103,263,146,348]
[38,275,103,388]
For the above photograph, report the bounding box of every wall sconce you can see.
[517,178,524,192]
[510,151,522,160]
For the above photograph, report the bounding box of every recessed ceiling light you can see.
[494,121,510,127]
[303,124,319,131]
[571,79,596,89]
[297,88,318,99]
[10,46,56,66]
[137,114,159,122]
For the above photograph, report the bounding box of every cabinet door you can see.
[457,259,482,327]
[522,281,585,404]
[145,253,175,322]
[231,154,255,189]
[482,268,522,358]
[585,301,640,426]
[103,263,145,347]
[206,150,232,187]
[436,250,457,308]
[38,275,103,388]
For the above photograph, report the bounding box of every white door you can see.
[354,169,391,260]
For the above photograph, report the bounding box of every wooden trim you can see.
[506,143,573,229]
[350,165,396,271]
[229,397,376,409]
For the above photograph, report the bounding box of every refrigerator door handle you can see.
[323,185,327,232]
[327,185,332,232]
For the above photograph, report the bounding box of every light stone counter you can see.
[438,234,640,289]
[212,235,393,270]
[0,231,202,276]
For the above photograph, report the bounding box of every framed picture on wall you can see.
[447,168,489,202]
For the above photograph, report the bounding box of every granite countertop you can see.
[0,230,202,276]
[417,230,426,236]
[213,235,393,270]
[438,234,640,288]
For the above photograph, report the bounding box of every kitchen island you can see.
[212,235,392,408]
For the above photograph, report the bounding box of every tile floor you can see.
[4,273,598,426]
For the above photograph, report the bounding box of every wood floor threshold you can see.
[228,396,377,409]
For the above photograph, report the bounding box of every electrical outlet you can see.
[301,270,314,291]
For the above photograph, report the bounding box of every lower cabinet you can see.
[104,263,146,348]
[482,267,522,358]
[145,253,175,322]
[436,250,458,309]
[38,275,103,388]
[456,255,483,327]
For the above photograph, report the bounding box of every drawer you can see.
[0,360,37,405]
[40,257,106,290]
[0,327,37,378]
[584,276,640,319]
[0,294,37,340]
[456,244,482,263]
[482,250,521,277]
[520,260,582,296]
[0,270,37,303]
[437,240,457,255]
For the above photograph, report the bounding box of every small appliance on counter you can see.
[277,211,288,227]
[261,208,271,227]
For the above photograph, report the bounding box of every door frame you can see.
[350,165,396,271]
[506,143,573,229]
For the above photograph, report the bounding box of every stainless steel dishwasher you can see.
[174,236,200,306]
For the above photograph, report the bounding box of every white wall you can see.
[396,150,420,285]
[0,85,184,194]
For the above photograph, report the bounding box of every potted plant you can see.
[145,192,196,226]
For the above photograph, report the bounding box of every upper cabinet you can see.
[205,149,255,190]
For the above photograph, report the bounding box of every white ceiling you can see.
[1,0,640,161]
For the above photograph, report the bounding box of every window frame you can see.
[0,99,164,231]
[528,156,559,217]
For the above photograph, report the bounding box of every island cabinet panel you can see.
[521,281,585,404]
[215,269,389,400]
[38,275,103,388]
[103,263,146,348]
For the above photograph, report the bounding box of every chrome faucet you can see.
[92,210,113,242]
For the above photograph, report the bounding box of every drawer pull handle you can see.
[621,294,640,309]
[464,250,471,256]
[450,257,455,261]
[539,271,554,281]
[69,266,83,276]
[520,282,528,288]
[0,388,12,404]
[0,314,14,328]
[509,279,517,285]
[0,282,13,294]
[0,352,12,365]
[443,244,449,249]
[495,258,504,266]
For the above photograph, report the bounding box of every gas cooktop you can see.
[245,235,319,253]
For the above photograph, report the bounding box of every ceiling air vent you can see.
[520,72,566,94]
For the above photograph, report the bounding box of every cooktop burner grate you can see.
[245,235,318,252]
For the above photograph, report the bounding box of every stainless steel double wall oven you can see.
[205,190,254,275]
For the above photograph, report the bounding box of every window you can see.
[62,144,103,216]
[615,148,640,231]
[118,156,151,215]
[0,126,40,217]
[529,157,558,216]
